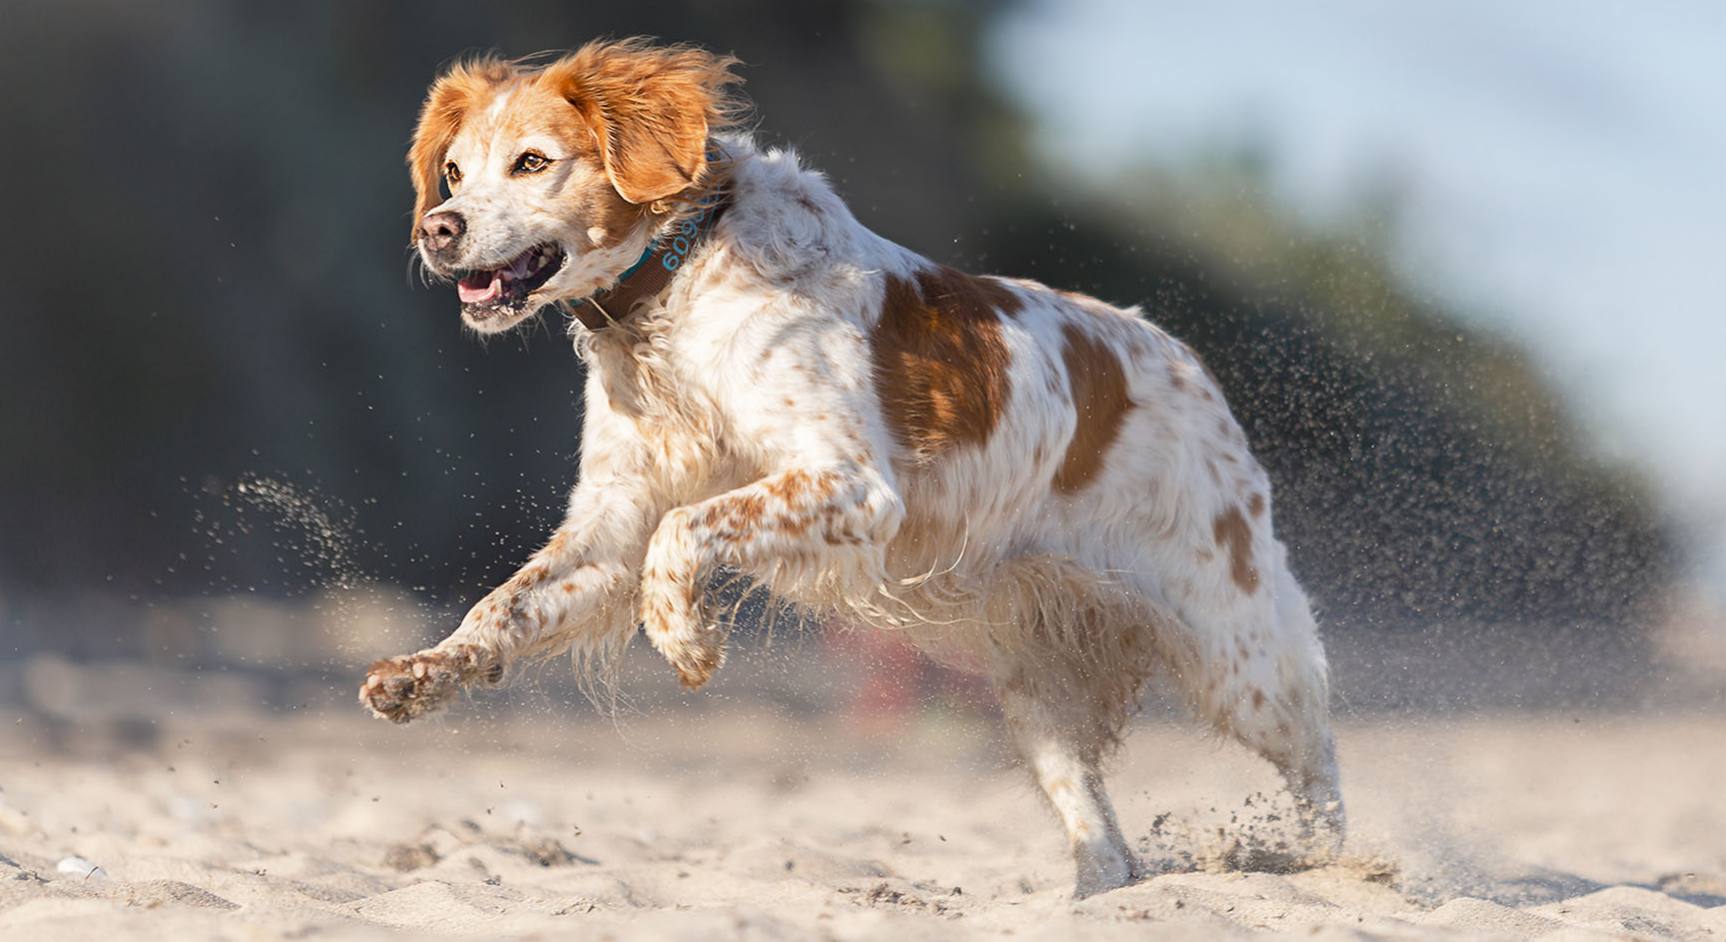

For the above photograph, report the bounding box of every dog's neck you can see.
[566,163,734,332]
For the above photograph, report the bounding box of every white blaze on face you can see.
[437,116,564,270]
[484,84,517,123]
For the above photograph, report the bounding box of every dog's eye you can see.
[512,152,550,175]
[443,161,462,187]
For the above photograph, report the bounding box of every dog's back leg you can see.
[1159,549,1345,854]
[997,661,1138,897]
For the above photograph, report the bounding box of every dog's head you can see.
[408,40,743,333]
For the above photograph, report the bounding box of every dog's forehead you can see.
[450,80,592,162]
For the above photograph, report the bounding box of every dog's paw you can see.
[667,634,725,691]
[1292,795,1346,863]
[359,644,500,723]
[1072,843,1138,898]
[640,584,726,690]
[644,615,725,690]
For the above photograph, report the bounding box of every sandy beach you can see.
[2,643,1723,941]
[6,3,1724,939]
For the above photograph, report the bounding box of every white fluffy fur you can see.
[365,131,1344,898]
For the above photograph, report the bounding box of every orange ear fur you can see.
[540,38,746,205]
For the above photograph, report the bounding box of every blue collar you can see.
[569,186,730,330]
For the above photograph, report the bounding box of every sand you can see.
[1,654,1723,941]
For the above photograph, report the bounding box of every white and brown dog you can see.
[361,38,1343,896]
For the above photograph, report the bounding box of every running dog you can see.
[361,38,1344,896]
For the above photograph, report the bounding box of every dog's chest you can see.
[586,329,751,500]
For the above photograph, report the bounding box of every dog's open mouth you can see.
[454,244,566,316]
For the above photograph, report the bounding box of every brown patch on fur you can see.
[540,38,746,205]
[580,175,647,249]
[871,268,1015,462]
[1053,323,1133,493]
[506,564,550,593]
[705,493,766,535]
[1247,493,1266,518]
[1212,506,1261,594]
[918,265,1024,320]
[763,469,811,502]
[1251,688,1267,710]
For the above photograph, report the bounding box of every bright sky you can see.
[992,0,1726,585]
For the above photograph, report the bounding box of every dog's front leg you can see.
[360,481,654,723]
[640,465,903,689]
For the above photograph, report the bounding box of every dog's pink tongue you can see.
[458,270,502,304]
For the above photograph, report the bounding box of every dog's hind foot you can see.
[1289,775,1346,863]
[359,643,502,723]
[1072,841,1139,898]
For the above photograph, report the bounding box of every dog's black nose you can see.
[419,211,464,252]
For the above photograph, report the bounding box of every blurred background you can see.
[1,0,1722,715]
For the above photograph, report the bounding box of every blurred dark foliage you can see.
[0,0,1671,644]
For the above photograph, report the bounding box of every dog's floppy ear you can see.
[544,39,745,205]
[407,57,513,242]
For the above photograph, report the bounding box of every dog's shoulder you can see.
[706,137,881,288]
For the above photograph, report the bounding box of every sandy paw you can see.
[1292,797,1346,863]
[1072,843,1138,898]
[359,644,500,723]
